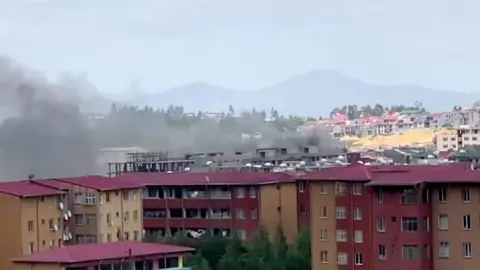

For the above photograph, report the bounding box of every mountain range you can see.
[128,70,480,116]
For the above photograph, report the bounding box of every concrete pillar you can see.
[152,259,159,269]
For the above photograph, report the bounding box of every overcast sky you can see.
[0,0,479,95]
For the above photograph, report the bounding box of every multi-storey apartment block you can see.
[0,181,66,270]
[44,176,144,244]
[118,171,299,242]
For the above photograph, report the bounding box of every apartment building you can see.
[117,171,299,242]
[435,126,480,151]
[298,166,373,270]
[0,181,66,270]
[49,176,144,244]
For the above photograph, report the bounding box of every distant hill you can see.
[130,70,480,116]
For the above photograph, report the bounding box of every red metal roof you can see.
[54,176,143,191]
[12,241,194,264]
[0,181,65,198]
[32,179,72,191]
[300,164,480,186]
[117,171,294,186]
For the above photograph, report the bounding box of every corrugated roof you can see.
[55,176,143,191]
[32,179,72,191]
[117,171,294,186]
[299,165,371,181]
[12,241,194,264]
[0,181,65,198]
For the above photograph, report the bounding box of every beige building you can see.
[0,181,66,270]
[435,126,480,151]
[48,176,144,244]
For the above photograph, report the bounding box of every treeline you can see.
[145,228,311,270]
[330,101,426,119]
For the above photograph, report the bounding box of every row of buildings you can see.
[4,163,480,270]
[315,107,480,138]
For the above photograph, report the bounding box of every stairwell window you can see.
[320,229,328,241]
[401,189,418,204]
[462,215,471,230]
[438,214,448,230]
[335,182,347,196]
[376,189,384,203]
[354,253,363,265]
[320,251,328,263]
[463,242,472,258]
[299,181,306,193]
[378,245,387,260]
[461,188,470,203]
[402,245,419,259]
[354,230,363,243]
[353,207,362,220]
[335,230,347,242]
[438,188,447,202]
[319,206,327,218]
[235,187,245,198]
[377,217,386,232]
[401,217,418,231]
[439,242,450,258]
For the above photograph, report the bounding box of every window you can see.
[251,209,258,220]
[438,214,448,230]
[133,210,139,221]
[377,189,384,203]
[335,182,347,196]
[378,245,386,260]
[28,220,34,232]
[335,207,347,219]
[423,217,430,231]
[107,233,112,242]
[74,193,84,204]
[106,213,112,224]
[28,242,34,254]
[354,253,363,265]
[354,230,363,243]
[235,187,245,198]
[402,245,419,259]
[75,214,85,226]
[438,188,447,202]
[352,183,362,195]
[320,229,328,241]
[319,183,327,194]
[249,187,257,198]
[237,230,246,240]
[463,215,471,230]
[401,217,418,231]
[319,206,327,218]
[299,181,306,193]
[300,203,306,214]
[439,242,450,258]
[106,192,110,202]
[236,209,245,219]
[134,231,139,241]
[336,252,348,265]
[84,193,97,205]
[124,231,130,241]
[353,207,362,220]
[401,189,418,204]
[123,190,129,201]
[377,217,386,232]
[336,230,347,242]
[463,242,472,258]
[461,188,470,202]
[320,251,328,263]
[85,214,96,225]
[124,211,129,223]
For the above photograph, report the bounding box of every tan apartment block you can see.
[259,182,298,243]
[309,181,337,270]
[431,185,480,270]
[52,176,143,244]
[0,181,65,270]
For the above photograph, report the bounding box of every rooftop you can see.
[0,181,65,198]
[12,241,194,264]
[55,175,143,191]
[117,171,294,186]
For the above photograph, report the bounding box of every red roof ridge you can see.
[54,175,143,191]
[0,181,65,198]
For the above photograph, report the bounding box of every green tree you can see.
[217,234,245,270]
[186,250,211,270]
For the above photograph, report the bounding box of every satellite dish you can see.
[245,163,252,167]
[206,161,213,165]
[64,213,68,220]
[53,224,58,231]
[320,158,327,163]
[299,161,306,166]
[264,162,272,167]
[253,164,262,168]
[191,191,198,198]
[67,210,72,217]
[63,234,68,241]
[59,202,64,210]
[357,161,364,164]
[279,163,287,168]
[222,230,227,236]
[166,171,173,174]
[143,229,146,235]
[427,154,434,159]
[184,167,191,172]
[315,162,320,167]
[335,160,342,164]
[365,162,372,166]
[337,155,345,160]
[68,233,73,239]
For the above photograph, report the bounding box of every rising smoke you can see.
[0,56,340,180]
[0,57,96,180]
